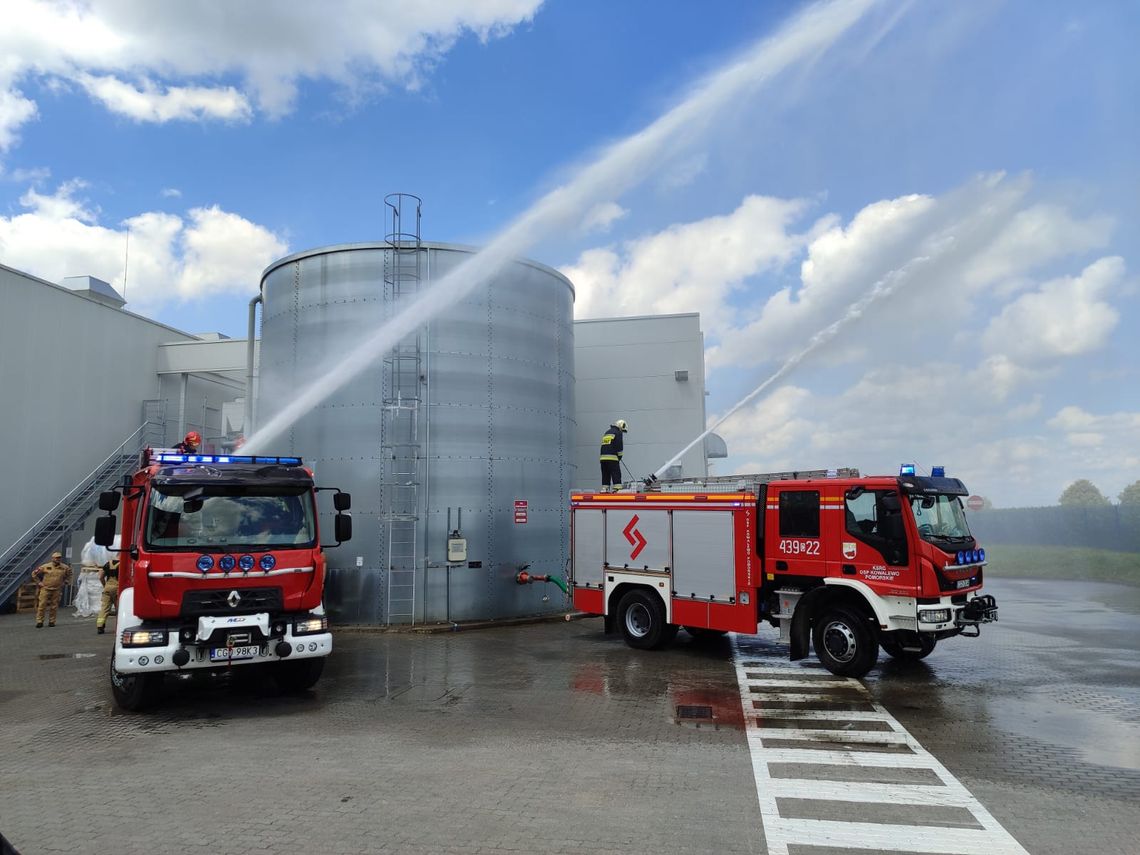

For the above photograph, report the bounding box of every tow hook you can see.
[956,595,998,636]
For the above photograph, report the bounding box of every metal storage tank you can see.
[255,227,575,625]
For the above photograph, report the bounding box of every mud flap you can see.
[789,588,826,660]
[603,612,616,635]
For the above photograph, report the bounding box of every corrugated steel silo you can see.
[255,237,575,624]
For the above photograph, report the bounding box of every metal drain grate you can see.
[676,704,714,720]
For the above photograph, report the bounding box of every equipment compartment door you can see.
[572,510,605,586]
[672,511,735,602]
[604,508,670,572]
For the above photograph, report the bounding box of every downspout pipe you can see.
[245,293,262,436]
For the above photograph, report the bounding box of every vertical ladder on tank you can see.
[380,193,424,625]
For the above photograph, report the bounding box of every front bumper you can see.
[910,591,998,635]
[114,611,331,674]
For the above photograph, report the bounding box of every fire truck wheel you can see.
[274,657,325,692]
[617,590,677,650]
[109,660,163,712]
[879,632,937,660]
[812,606,878,678]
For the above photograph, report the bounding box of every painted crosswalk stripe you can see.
[734,641,1030,855]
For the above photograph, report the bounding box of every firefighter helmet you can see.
[615,419,628,432]
[184,430,202,448]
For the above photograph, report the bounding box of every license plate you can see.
[209,645,260,662]
[956,578,971,589]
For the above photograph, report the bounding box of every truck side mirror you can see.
[94,515,117,547]
[334,492,351,512]
[98,491,120,512]
[334,513,352,543]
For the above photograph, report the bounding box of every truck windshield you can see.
[145,485,316,550]
[909,494,972,544]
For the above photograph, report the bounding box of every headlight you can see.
[219,554,236,572]
[121,629,168,647]
[918,608,951,624]
[196,554,214,572]
[238,554,255,571]
[259,554,276,571]
[293,615,328,635]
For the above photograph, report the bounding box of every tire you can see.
[684,626,728,641]
[812,606,878,678]
[880,632,936,661]
[617,590,677,650]
[110,659,163,712]
[274,657,325,692]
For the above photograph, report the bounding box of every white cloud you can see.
[76,74,252,123]
[581,201,628,233]
[0,0,543,150]
[562,193,811,326]
[0,181,286,308]
[982,256,1124,363]
[656,153,708,191]
[160,187,182,199]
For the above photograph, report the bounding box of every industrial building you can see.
[0,212,720,624]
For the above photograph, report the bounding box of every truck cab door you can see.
[836,487,913,593]
[767,487,825,579]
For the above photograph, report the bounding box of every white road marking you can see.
[734,642,1031,855]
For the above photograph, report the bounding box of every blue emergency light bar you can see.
[153,453,303,466]
[900,463,916,476]
[931,466,945,477]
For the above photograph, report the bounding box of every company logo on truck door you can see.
[623,516,647,560]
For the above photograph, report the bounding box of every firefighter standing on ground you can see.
[174,430,201,454]
[599,419,628,491]
[96,558,119,634]
[32,552,72,628]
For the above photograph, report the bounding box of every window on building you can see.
[779,490,820,538]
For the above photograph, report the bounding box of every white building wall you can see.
[0,265,244,562]
[572,314,707,489]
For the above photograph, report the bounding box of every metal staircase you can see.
[0,422,160,606]
[380,193,425,625]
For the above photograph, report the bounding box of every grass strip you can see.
[984,544,1140,587]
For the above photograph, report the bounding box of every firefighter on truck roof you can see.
[599,419,628,492]
[32,551,72,628]
[174,430,201,454]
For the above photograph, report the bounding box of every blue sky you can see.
[1,0,1137,506]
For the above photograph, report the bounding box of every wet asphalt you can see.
[0,576,1137,855]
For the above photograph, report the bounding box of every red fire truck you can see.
[93,449,352,710]
[569,467,998,677]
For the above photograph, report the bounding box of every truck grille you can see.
[180,587,283,617]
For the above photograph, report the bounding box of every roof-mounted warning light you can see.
[900,463,916,476]
[931,466,946,477]
[151,452,303,466]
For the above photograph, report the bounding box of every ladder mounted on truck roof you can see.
[648,467,860,495]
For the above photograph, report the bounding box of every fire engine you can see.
[569,466,998,677]
[93,449,352,710]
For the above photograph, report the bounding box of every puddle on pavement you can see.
[37,653,97,660]
[989,693,1140,771]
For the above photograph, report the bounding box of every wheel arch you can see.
[606,578,670,623]
[789,581,879,660]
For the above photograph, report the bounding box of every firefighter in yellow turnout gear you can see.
[32,552,72,628]
[97,559,119,634]
[599,419,628,492]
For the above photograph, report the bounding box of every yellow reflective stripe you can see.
[600,454,620,461]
